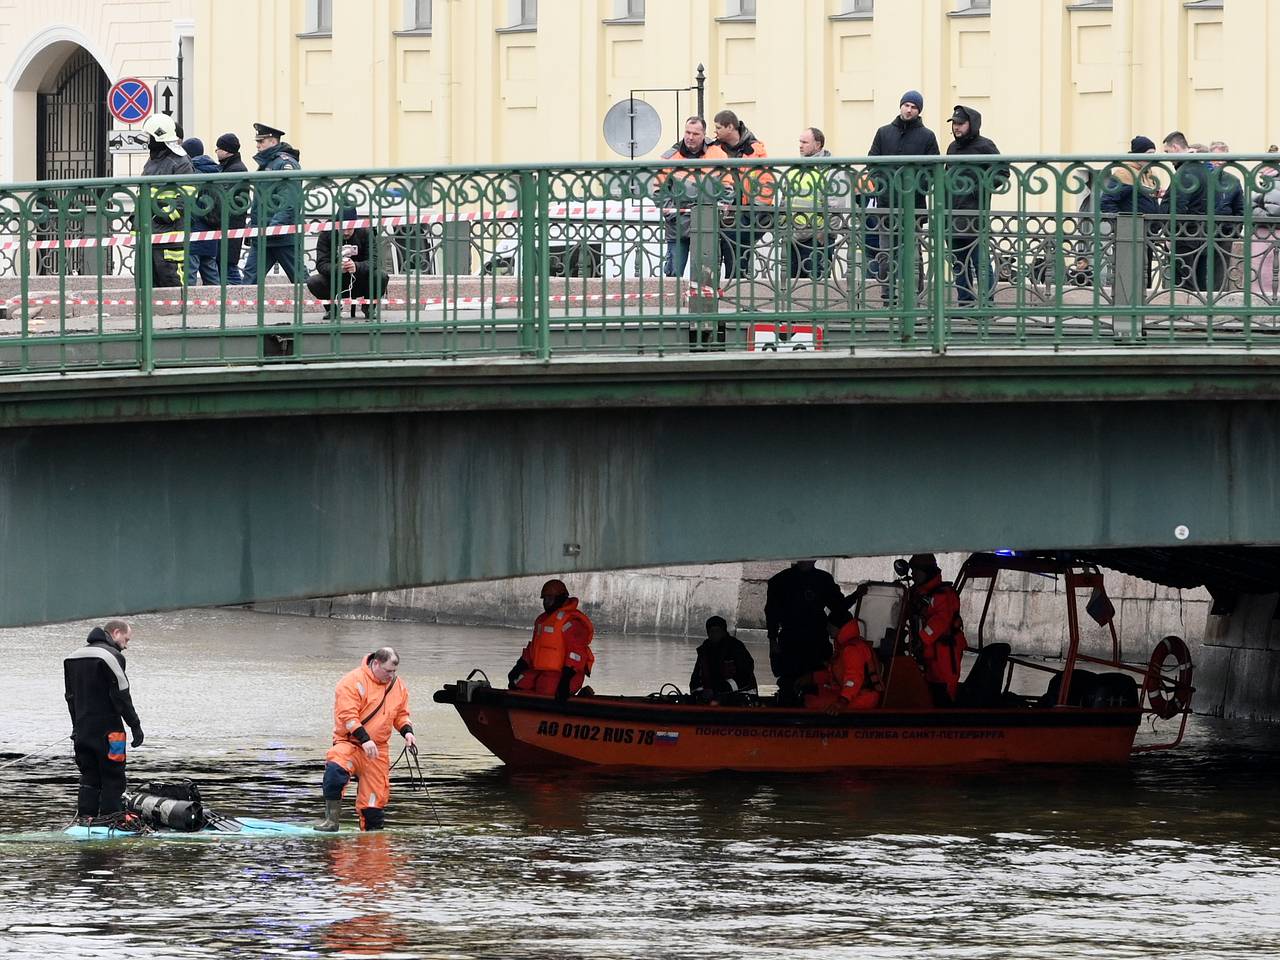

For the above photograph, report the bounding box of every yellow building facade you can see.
[2,0,1278,183]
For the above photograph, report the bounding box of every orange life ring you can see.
[1144,635,1194,719]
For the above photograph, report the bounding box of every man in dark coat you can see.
[64,621,144,824]
[945,105,1007,306]
[240,122,304,284]
[689,616,758,704]
[182,138,222,285]
[139,113,195,288]
[306,207,392,319]
[765,560,845,706]
[214,133,251,284]
[1209,141,1246,292]
[1159,131,1211,291]
[866,90,939,306]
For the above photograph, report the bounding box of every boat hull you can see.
[437,685,1142,771]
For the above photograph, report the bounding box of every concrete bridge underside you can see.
[3,351,1280,627]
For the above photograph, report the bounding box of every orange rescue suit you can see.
[914,575,968,700]
[805,620,883,711]
[325,658,412,821]
[515,598,595,696]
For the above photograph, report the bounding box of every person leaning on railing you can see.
[137,113,196,289]
[305,207,392,320]
[652,116,712,279]
[1158,131,1211,293]
[781,127,849,281]
[1100,136,1161,289]
[1208,142,1246,293]
[944,105,1008,308]
[865,90,939,306]
[703,109,774,280]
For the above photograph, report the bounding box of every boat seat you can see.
[956,642,1011,708]
[1038,668,1098,707]
[1081,672,1139,708]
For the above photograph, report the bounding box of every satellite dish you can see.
[603,98,662,159]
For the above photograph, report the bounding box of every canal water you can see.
[1,608,1278,959]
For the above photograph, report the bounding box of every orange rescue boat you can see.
[434,553,1194,772]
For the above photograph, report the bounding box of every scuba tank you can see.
[124,778,206,832]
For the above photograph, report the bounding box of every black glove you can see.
[507,658,528,689]
[131,728,144,748]
[554,667,575,702]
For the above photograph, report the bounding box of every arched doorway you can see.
[36,46,109,182]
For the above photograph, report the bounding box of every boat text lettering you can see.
[534,720,646,744]
[851,729,1007,741]
[693,726,850,739]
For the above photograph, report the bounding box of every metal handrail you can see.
[2,154,1279,376]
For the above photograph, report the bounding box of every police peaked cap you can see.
[253,122,286,139]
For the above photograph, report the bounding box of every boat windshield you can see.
[854,582,906,661]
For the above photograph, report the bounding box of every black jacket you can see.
[64,628,141,740]
[765,565,843,678]
[1160,159,1210,218]
[869,115,939,209]
[217,152,251,229]
[945,105,1007,212]
[689,634,758,697]
[313,225,390,281]
[869,115,940,158]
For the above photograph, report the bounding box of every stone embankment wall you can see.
[259,552,1275,718]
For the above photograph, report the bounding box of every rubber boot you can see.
[315,797,342,832]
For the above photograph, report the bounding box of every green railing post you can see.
[898,171,917,344]
[930,159,947,354]
[1112,214,1143,341]
[537,170,551,360]
[517,170,537,356]
[136,184,155,372]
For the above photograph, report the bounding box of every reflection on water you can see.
[0,608,1279,958]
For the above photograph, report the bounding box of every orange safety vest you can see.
[528,598,596,676]
[704,131,775,206]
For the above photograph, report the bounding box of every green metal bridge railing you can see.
[1,154,1278,375]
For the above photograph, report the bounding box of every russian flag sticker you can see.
[655,731,679,746]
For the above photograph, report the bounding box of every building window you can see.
[625,0,645,17]
[412,0,432,29]
[316,0,333,33]
[519,0,538,26]
[847,0,873,11]
[957,0,990,9]
[726,0,756,17]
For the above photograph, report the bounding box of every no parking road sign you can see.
[107,78,152,124]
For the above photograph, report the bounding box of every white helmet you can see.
[141,113,185,156]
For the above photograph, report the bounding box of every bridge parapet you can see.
[1,154,1279,375]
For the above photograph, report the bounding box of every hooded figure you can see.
[945,105,1006,210]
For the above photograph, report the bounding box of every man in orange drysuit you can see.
[908,553,968,706]
[803,614,883,713]
[316,646,416,832]
[507,579,595,701]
